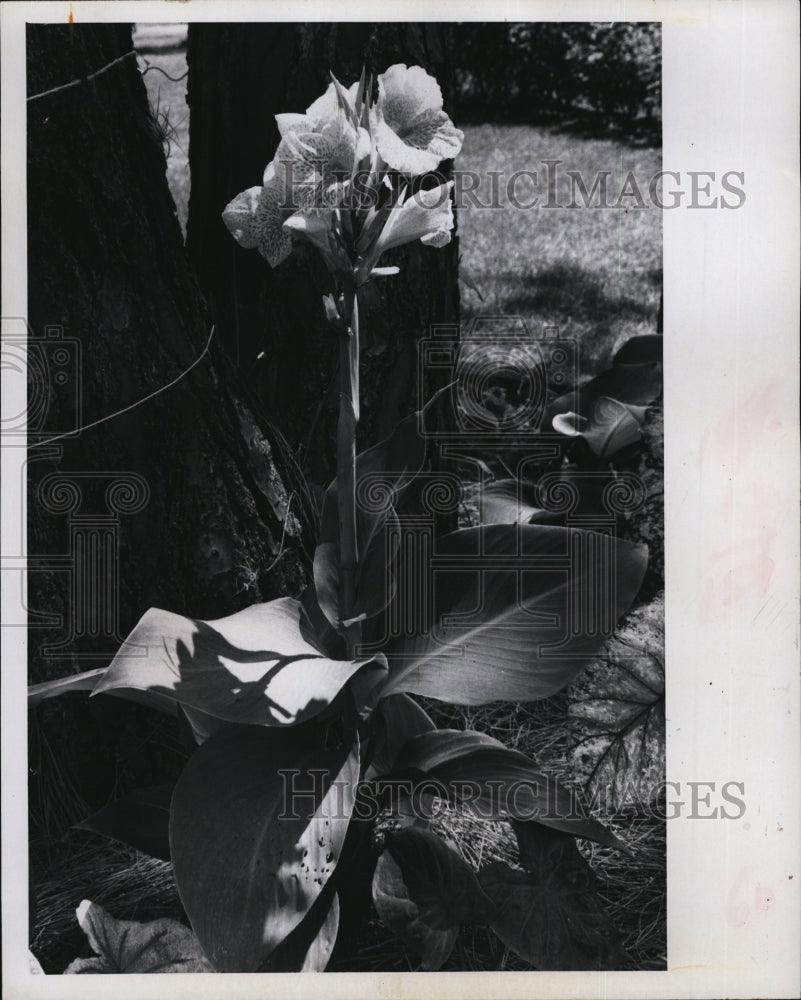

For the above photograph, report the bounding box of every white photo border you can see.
[2,2,799,997]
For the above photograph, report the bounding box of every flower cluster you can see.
[222,64,463,285]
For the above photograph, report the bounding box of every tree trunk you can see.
[185,23,461,483]
[26,23,305,828]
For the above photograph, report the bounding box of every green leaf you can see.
[169,725,358,971]
[365,693,436,780]
[382,524,648,704]
[553,396,648,461]
[479,825,625,970]
[393,729,624,850]
[93,596,386,726]
[567,594,665,809]
[76,786,172,861]
[64,900,213,973]
[372,827,495,970]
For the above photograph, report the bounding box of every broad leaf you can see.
[372,827,494,970]
[613,333,662,366]
[547,337,662,422]
[260,886,340,971]
[553,396,648,461]
[299,584,346,658]
[534,465,644,520]
[28,669,105,706]
[28,669,179,717]
[479,824,625,970]
[567,594,665,809]
[474,479,562,525]
[64,900,213,973]
[180,704,226,745]
[548,364,662,419]
[314,389,447,628]
[579,362,661,407]
[313,507,400,628]
[382,524,648,704]
[94,597,386,726]
[76,785,172,861]
[393,729,624,850]
[300,892,339,971]
[170,725,358,971]
[365,693,436,780]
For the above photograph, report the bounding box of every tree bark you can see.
[185,23,461,483]
[26,23,306,829]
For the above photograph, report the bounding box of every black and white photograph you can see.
[1,2,798,997]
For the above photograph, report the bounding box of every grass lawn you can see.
[135,28,190,235]
[457,123,662,373]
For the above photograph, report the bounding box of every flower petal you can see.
[375,65,463,175]
[274,131,331,211]
[222,186,263,250]
[283,210,333,247]
[552,412,588,438]
[275,113,314,138]
[374,181,454,255]
[256,182,294,267]
[275,117,366,212]
[306,80,360,127]
[420,227,452,249]
[223,174,293,268]
[379,63,444,121]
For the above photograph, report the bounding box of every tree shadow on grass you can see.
[501,262,660,326]
[484,262,663,374]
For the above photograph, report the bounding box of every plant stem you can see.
[337,285,361,657]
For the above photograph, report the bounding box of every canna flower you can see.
[222,66,462,276]
[373,181,455,256]
[373,64,463,176]
[305,79,361,127]
[274,82,369,213]
[222,163,292,268]
[282,210,350,277]
[273,80,361,139]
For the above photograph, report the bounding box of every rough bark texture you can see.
[27,23,306,680]
[26,24,307,849]
[185,23,461,483]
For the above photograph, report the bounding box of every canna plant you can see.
[30,65,649,973]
